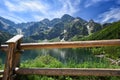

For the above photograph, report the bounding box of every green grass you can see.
[21,55,120,69]
[18,55,120,80]
[91,47,120,59]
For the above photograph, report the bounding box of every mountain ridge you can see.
[0,14,110,41]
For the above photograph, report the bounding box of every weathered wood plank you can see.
[21,39,120,50]
[6,35,23,43]
[13,40,22,68]
[15,68,120,76]
[1,39,120,51]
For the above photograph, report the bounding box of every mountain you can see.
[0,14,103,41]
[41,19,50,25]
[47,22,64,39]
[61,14,75,23]
[28,14,102,40]
[50,18,61,27]
[60,18,88,41]
[21,14,89,40]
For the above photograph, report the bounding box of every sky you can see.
[0,0,120,23]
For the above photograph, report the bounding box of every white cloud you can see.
[2,0,81,23]
[4,0,49,14]
[5,1,23,12]
[33,0,81,21]
[84,0,110,8]
[2,15,26,23]
[4,0,80,16]
[52,0,80,17]
[33,15,45,21]
[97,7,120,23]
[85,0,101,8]
[0,7,26,23]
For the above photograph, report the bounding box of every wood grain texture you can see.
[1,39,120,51]
[21,39,120,50]
[2,43,16,80]
[15,68,120,76]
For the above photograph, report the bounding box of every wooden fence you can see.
[0,35,120,80]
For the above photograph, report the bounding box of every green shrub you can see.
[21,55,63,68]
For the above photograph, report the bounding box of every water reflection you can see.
[21,48,103,64]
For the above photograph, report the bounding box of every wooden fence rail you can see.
[1,39,120,51]
[15,68,120,76]
[0,35,120,80]
[21,39,120,49]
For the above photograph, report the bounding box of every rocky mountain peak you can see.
[87,19,95,27]
[89,19,94,23]
[61,14,74,22]
[41,18,50,25]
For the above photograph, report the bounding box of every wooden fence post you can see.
[2,35,23,80]
[2,43,16,80]
[13,39,22,68]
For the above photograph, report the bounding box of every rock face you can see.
[86,19,102,35]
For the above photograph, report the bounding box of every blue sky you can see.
[0,0,120,23]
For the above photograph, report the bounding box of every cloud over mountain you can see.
[98,7,120,23]
[0,0,119,23]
